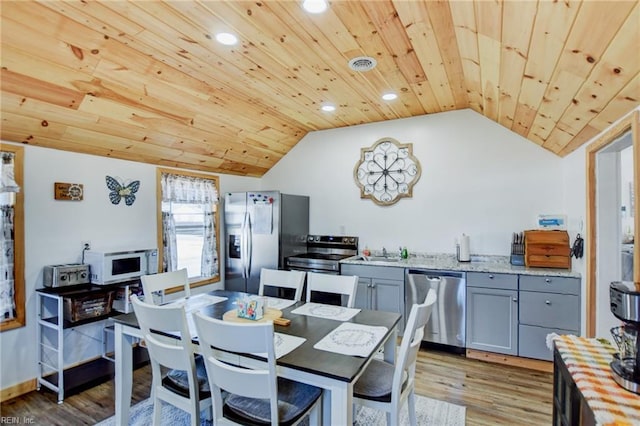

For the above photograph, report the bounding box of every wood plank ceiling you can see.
[1,1,638,177]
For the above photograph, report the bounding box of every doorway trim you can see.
[586,109,639,337]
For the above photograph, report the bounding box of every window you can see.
[157,169,221,289]
[0,144,25,331]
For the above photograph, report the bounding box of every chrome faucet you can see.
[382,247,387,257]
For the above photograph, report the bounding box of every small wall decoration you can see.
[354,137,421,206]
[54,182,84,201]
[105,175,140,206]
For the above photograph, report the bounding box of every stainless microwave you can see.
[85,248,158,284]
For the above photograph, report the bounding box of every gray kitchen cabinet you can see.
[518,275,581,361]
[466,272,519,355]
[341,264,405,333]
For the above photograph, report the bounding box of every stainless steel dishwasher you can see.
[406,269,466,352]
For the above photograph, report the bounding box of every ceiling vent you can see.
[348,56,377,72]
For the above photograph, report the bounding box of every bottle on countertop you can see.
[362,246,371,257]
[401,247,408,259]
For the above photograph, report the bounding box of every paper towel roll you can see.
[458,234,470,262]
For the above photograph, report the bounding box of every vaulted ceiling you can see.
[1,1,638,176]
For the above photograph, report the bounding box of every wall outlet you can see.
[82,241,91,251]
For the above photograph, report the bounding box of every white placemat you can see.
[313,322,389,357]
[264,297,297,310]
[252,333,306,359]
[291,302,361,321]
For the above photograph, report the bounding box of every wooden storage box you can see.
[524,230,571,269]
[63,291,114,322]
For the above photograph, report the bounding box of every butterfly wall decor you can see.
[105,175,140,206]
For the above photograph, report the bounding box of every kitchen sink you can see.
[354,255,401,262]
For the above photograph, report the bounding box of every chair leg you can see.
[152,399,162,426]
[309,399,321,426]
[407,391,417,426]
[190,401,200,426]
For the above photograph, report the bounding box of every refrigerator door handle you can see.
[246,213,253,279]
[241,212,249,279]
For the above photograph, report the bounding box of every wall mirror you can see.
[0,144,25,332]
[354,137,421,206]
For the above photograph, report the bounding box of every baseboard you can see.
[466,349,553,373]
[0,379,36,403]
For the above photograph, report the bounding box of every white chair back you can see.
[392,288,437,404]
[193,313,279,424]
[130,294,209,425]
[258,268,306,301]
[141,268,190,305]
[305,272,358,308]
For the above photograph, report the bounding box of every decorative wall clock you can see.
[354,137,421,206]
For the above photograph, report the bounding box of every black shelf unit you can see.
[36,281,142,403]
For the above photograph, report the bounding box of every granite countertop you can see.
[340,253,581,278]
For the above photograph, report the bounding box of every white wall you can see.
[0,142,258,390]
[264,109,565,256]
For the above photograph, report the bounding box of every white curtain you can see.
[160,173,219,275]
[161,211,177,272]
[0,205,15,321]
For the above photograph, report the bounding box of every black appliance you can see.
[610,281,640,394]
[286,235,358,275]
[286,235,358,305]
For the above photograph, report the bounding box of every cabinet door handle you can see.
[489,274,494,279]
[545,278,551,283]
[512,298,518,302]
[545,300,551,305]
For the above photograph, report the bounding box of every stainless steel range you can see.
[286,235,358,275]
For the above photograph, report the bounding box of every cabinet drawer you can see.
[467,272,518,290]
[519,324,579,361]
[525,230,569,245]
[341,264,404,280]
[525,254,571,269]
[519,291,580,330]
[520,275,580,295]
[526,245,571,256]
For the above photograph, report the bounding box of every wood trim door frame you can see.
[586,109,639,337]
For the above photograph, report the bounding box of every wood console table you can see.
[553,334,640,425]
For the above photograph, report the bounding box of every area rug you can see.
[96,394,465,425]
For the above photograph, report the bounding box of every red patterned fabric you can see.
[554,334,640,426]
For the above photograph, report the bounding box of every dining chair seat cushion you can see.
[164,355,210,396]
[225,377,322,425]
[354,359,408,402]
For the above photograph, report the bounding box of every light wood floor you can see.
[1,348,553,425]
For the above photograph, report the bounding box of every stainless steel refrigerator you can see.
[224,191,309,294]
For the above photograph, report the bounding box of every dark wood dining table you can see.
[112,290,401,426]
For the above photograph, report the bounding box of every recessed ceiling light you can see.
[382,93,398,101]
[321,104,336,112]
[348,56,377,72]
[215,32,238,46]
[302,0,328,14]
